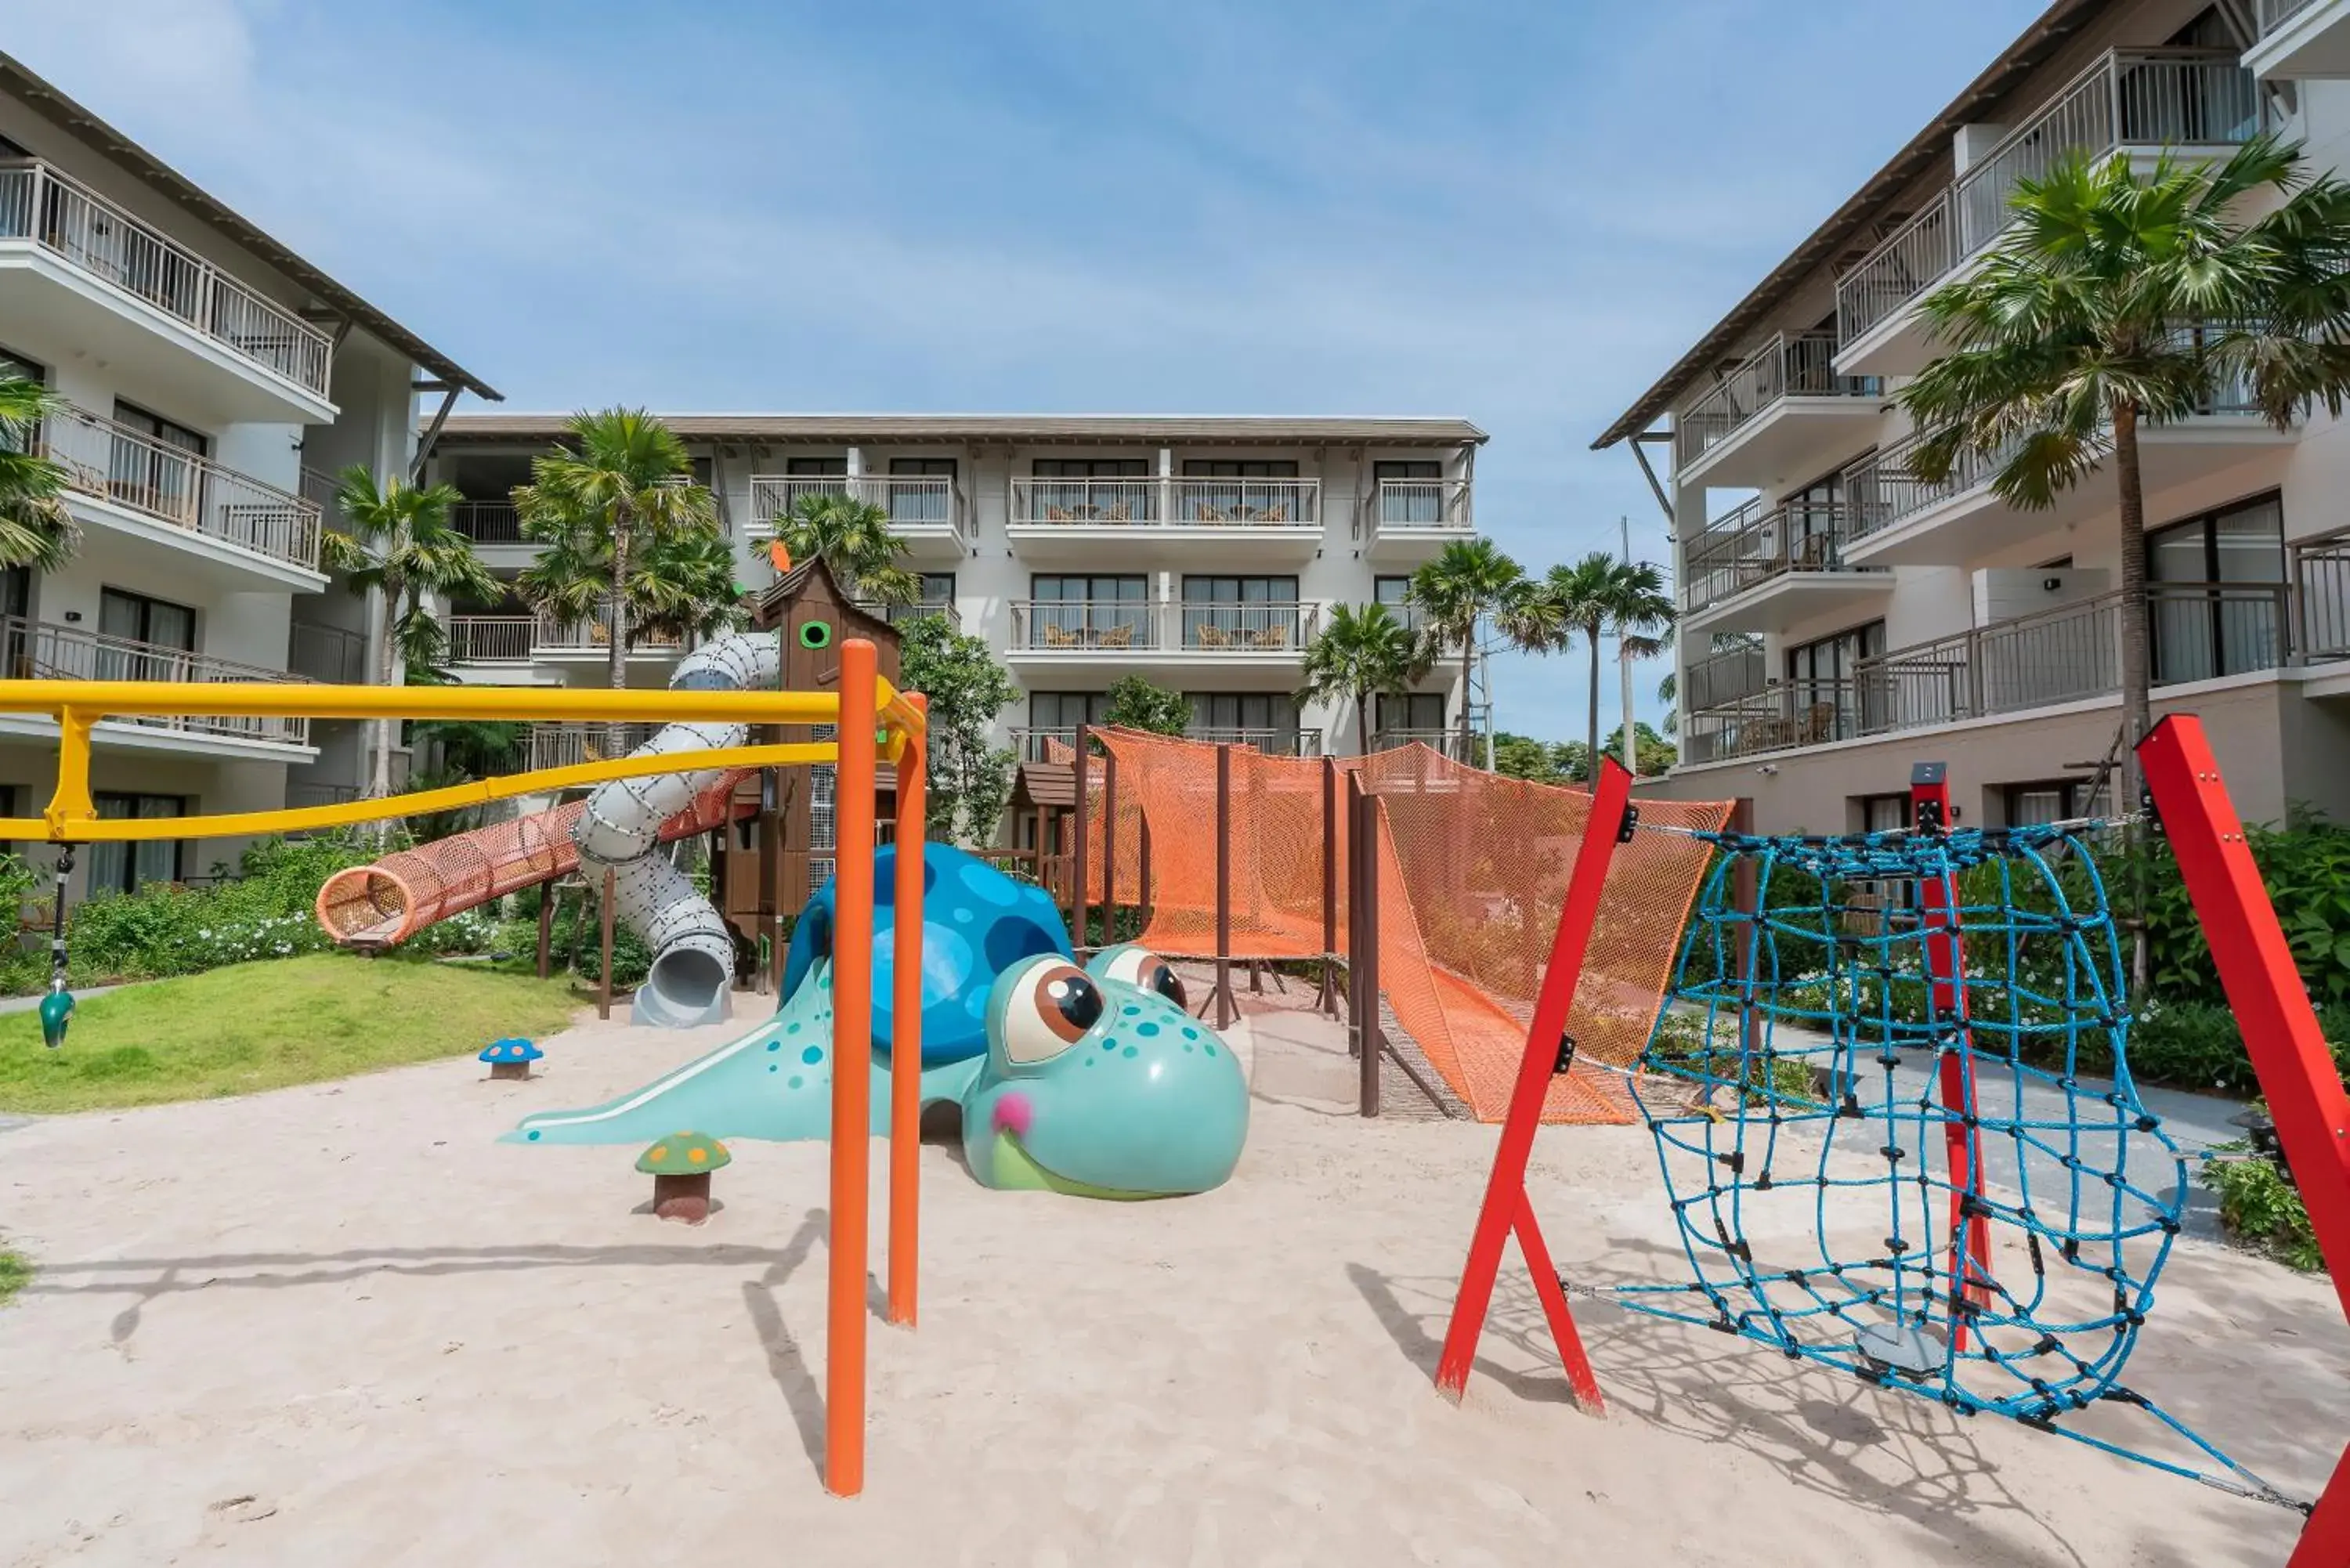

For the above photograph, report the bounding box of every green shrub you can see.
[2200,1143,2324,1272]
[576,916,653,989]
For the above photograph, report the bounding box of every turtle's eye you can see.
[1097,946,1188,1011]
[1004,963,1103,1064]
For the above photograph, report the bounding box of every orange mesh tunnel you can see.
[316,771,752,948]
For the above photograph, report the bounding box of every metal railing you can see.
[1842,428,2013,541]
[0,161,333,397]
[1684,641,1768,710]
[1004,476,1325,530]
[1838,50,2259,343]
[38,403,322,569]
[0,615,309,746]
[2295,532,2350,661]
[452,499,523,544]
[288,620,367,684]
[1682,498,1879,613]
[530,608,683,654]
[1674,332,1879,470]
[1010,724,1323,761]
[1368,479,1473,534]
[446,616,533,663]
[529,722,663,770]
[1008,599,1318,652]
[1371,728,1472,754]
[747,475,966,542]
[287,782,361,809]
[2259,0,2326,32]
[1682,584,2293,762]
[853,598,961,631]
[1168,478,1319,526]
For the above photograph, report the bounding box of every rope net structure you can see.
[1617,819,2298,1508]
[1067,731,1732,1123]
[315,771,751,946]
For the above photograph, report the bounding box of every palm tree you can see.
[1407,537,1522,763]
[512,408,721,706]
[1505,553,1671,775]
[631,528,748,648]
[771,490,920,606]
[1296,602,1432,755]
[0,376,74,571]
[1900,135,2350,802]
[1603,561,1673,774]
[322,465,497,806]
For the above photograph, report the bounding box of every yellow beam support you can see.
[0,680,866,727]
[5,740,876,843]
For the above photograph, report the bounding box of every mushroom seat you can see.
[637,1133,732,1223]
[480,1038,544,1081]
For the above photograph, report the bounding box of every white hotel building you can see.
[1608,0,2350,834]
[0,51,494,895]
[424,414,1481,768]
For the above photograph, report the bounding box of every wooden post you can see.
[536,881,555,981]
[1072,723,1092,950]
[1213,742,1236,1029]
[888,694,927,1329]
[1101,741,1118,948]
[1730,798,1756,1059]
[1346,771,1365,1047]
[597,869,616,1021]
[1356,783,1382,1118]
[1318,756,1341,1017]
[827,638,879,1499]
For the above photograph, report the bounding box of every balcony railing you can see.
[452,500,522,544]
[288,620,367,684]
[855,598,961,631]
[530,609,684,654]
[1682,584,2290,763]
[1842,429,2016,542]
[288,782,361,809]
[0,161,334,398]
[1683,498,1879,613]
[1674,332,1880,470]
[1838,50,2259,344]
[1372,728,1473,754]
[747,475,965,543]
[1010,725,1324,763]
[0,616,309,746]
[1008,599,1319,652]
[447,616,533,663]
[38,403,322,570]
[1004,476,1323,530]
[1369,479,1473,535]
[530,722,663,770]
[1684,641,1768,710]
[2259,0,2325,31]
[2296,532,2350,662]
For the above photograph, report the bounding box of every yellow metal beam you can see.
[0,680,879,728]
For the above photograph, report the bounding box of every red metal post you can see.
[1910,762,1993,1347]
[1318,755,1341,1017]
[2137,715,2350,1568]
[1434,758,1634,1410]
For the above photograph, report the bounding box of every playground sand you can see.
[0,999,2341,1568]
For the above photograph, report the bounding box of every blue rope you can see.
[1616,822,2301,1511]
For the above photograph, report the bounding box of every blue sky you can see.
[4,0,2049,745]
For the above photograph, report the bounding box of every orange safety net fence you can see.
[1076,730,1733,1123]
[315,771,753,946]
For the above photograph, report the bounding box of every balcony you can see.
[0,615,311,753]
[2297,530,2350,670]
[854,597,961,632]
[40,403,325,589]
[446,616,534,666]
[747,475,969,565]
[288,620,367,684]
[1672,332,1881,490]
[1680,498,1890,634]
[2249,0,2350,81]
[528,722,663,771]
[1007,477,1321,566]
[1010,725,1324,762]
[451,500,525,547]
[1371,727,1474,756]
[1361,479,1474,564]
[446,611,685,666]
[1006,599,1318,684]
[0,161,334,423]
[1836,50,2260,377]
[1683,641,1768,710]
[1681,584,2289,763]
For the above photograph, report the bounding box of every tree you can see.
[0,376,73,571]
[322,465,497,807]
[1900,135,2350,803]
[898,613,1021,844]
[512,408,721,724]
[1490,731,1568,784]
[1101,674,1191,737]
[1296,602,1432,755]
[1407,537,1522,762]
[1604,721,1678,777]
[771,490,920,606]
[629,528,747,648]
[1504,553,1672,775]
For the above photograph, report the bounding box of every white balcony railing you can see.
[1010,725,1325,762]
[854,598,961,631]
[530,608,683,654]
[1007,477,1321,529]
[1371,728,1473,755]
[529,722,663,770]
[1008,599,1320,652]
[1369,479,1473,535]
[0,161,334,398]
[451,499,523,544]
[446,616,533,663]
[1838,50,2260,345]
[747,475,966,544]
[39,403,322,569]
[1674,332,1880,470]
[0,615,310,746]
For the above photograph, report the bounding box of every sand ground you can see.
[0,992,2341,1568]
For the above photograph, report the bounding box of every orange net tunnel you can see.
[1076,732,1734,1124]
[315,771,753,947]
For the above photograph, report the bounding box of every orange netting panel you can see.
[1076,730,1732,1124]
[314,771,752,946]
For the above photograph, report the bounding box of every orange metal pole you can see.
[826,638,878,1498]
[888,694,927,1328]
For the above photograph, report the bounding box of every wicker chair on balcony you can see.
[1798,702,1842,745]
[1101,501,1132,521]
[1251,624,1289,649]
[1193,501,1229,522]
[1256,504,1287,525]
[1097,623,1136,649]
[1195,623,1231,649]
[1045,506,1074,522]
[1040,623,1080,649]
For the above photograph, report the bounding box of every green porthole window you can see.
[799,620,833,650]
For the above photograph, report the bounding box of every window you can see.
[2003,781,2077,828]
[1029,458,1148,522]
[1181,459,1298,478]
[1846,793,1917,919]
[107,400,207,521]
[1026,691,1108,757]
[1376,460,1444,524]
[1027,574,1151,648]
[1858,794,1911,834]
[87,793,185,894]
[886,457,956,525]
[1180,575,1300,649]
[916,572,956,608]
[1189,693,1302,751]
[1781,466,1846,568]
[1375,692,1448,742]
[2147,492,2285,683]
[785,456,847,476]
[0,347,43,385]
[1032,458,1148,478]
[1784,620,1885,745]
[98,588,196,679]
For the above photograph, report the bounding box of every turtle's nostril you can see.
[992,1092,1033,1137]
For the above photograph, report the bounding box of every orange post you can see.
[827,638,878,1498]
[888,694,927,1328]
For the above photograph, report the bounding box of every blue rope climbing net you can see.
[1615,820,2301,1510]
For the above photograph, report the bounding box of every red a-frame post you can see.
[2136,716,2350,1568]
[1910,762,1994,1346]
[1434,757,1634,1410]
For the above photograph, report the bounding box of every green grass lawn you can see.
[0,954,584,1115]
[0,1248,27,1307]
